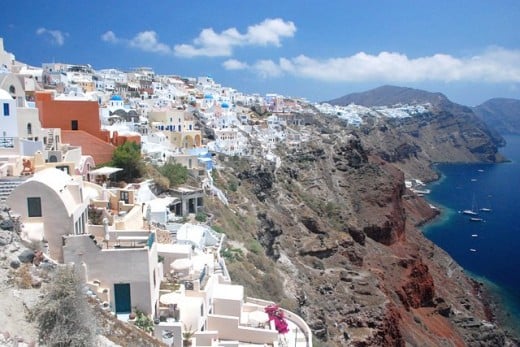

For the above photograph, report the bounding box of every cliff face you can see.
[358,107,505,181]
[327,85,506,181]
[211,112,517,346]
[473,98,520,135]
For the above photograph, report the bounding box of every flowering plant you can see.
[264,304,289,334]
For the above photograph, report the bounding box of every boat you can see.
[470,217,484,222]
[479,196,492,212]
[470,248,477,252]
[477,169,484,172]
[462,194,479,216]
[471,234,478,237]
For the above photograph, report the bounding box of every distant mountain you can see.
[326,85,449,107]
[473,98,520,135]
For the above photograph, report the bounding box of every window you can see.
[27,123,32,135]
[3,103,9,116]
[27,197,42,217]
[71,120,78,130]
[120,191,129,204]
[56,165,69,174]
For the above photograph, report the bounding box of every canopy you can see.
[89,167,123,176]
[170,258,192,271]
[159,292,183,305]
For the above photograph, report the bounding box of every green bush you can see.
[211,225,225,234]
[221,247,243,262]
[110,141,145,182]
[158,161,188,187]
[247,239,263,254]
[195,212,207,223]
[134,308,154,333]
[228,180,238,192]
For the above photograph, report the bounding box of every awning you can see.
[89,167,123,176]
[160,292,183,305]
[170,258,192,271]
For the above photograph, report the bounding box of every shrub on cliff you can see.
[159,161,188,188]
[30,265,97,346]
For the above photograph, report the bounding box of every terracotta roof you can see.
[62,130,115,165]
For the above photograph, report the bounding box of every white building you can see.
[0,38,15,71]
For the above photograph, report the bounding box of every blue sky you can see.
[2,1,519,106]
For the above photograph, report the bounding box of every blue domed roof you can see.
[204,94,213,99]
[110,95,123,101]
[221,102,229,108]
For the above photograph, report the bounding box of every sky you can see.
[2,1,519,106]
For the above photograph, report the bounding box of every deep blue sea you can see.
[422,135,520,335]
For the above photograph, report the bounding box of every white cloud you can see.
[245,47,520,83]
[101,31,118,43]
[222,59,249,70]
[174,18,296,57]
[129,31,172,54]
[36,27,67,46]
[246,18,297,46]
[101,30,172,55]
[253,60,283,78]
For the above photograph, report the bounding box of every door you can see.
[114,283,131,313]
[71,120,78,130]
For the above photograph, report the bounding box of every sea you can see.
[422,135,520,336]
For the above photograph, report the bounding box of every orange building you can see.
[35,91,140,165]
[35,91,109,141]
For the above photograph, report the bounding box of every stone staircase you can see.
[0,178,26,203]
[44,129,55,151]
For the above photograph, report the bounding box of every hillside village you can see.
[0,35,459,347]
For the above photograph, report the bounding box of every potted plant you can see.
[182,324,195,346]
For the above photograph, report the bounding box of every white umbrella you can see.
[160,292,183,305]
[170,258,192,272]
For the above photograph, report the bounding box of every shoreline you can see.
[418,162,520,340]
[470,273,520,340]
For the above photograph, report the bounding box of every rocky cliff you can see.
[327,86,506,181]
[208,110,518,346]
[473,98,520,135]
